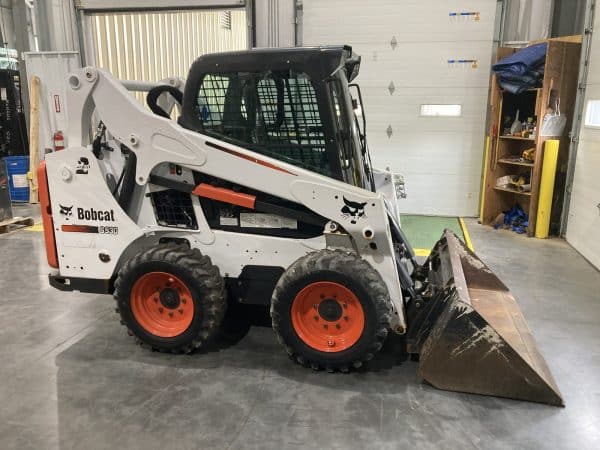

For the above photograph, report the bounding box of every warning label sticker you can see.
[54,94,61,113]
[12,174,28,188]
[240,213,297,229]
[219,216,239,226]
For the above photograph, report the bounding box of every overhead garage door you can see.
[302,0,497,216]
[87,9,247,102]
[566,6,600,269]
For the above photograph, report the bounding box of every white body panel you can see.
[302,0,497,216]
[46,68,407,330]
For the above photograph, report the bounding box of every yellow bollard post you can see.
[479,136,490,223]
[535,140,559,238]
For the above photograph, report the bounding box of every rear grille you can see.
[150,189,198,229]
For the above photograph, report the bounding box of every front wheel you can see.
[271,250,392,372]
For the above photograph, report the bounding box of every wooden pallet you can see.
[0,216,35,234]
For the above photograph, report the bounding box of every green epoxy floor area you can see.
[400,215,464,253]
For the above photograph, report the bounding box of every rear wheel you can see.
[114,244,226,353]
[271,250,392,372]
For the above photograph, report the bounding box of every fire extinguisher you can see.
[53,131,65,151]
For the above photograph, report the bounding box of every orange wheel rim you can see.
[291,281,364,352]
[130,272,195,338]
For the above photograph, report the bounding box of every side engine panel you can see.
[45,146,327,302]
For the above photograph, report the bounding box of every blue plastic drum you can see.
[3,155,30,202]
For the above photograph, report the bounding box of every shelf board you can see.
[499,87,542,94]
[498,158,534,167]
[499,135,536,141]
[493,186,532,196]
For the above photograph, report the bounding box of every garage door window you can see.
[419,104,462,117]
[584,99,600,129]
[196,71,330,175]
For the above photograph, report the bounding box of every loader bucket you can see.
[411,230,563,406]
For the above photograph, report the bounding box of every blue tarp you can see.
[495,205,529,234]
[492,43,548,76]
[492,43,547,94]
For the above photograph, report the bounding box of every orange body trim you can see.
[192,183,256,209]
[61,224,98,233]
[37,162,59,268]
[217,146,296,176]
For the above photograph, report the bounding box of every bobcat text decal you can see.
[59,204,115,221]
[77,207,116,221]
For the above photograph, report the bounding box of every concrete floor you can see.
[1,207,599,450]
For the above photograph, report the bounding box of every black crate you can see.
[0,69,28,158]
[0,159,12,221]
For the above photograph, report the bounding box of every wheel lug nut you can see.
[314,315,319,321]
[168,277,174,284]
[335,323,341,329]
[178,309,183,314]
[168,312,174,317]
[182,299,187,304]
[344,316,349,321]
[343,303,347,309]
[323,324,328,329]
[159,307,164,313]
[320,294,325,299]
[327,340,335,347]
[154,296,159,303]
[313,304,318,309]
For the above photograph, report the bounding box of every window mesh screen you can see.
[196,71,329,175]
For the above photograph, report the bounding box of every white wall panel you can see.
[89,9,247,103]
[254,0,295,47]
[304,1,497,43]
[503,0,552,42]
[303,0,497,216]
[566,6,600,270]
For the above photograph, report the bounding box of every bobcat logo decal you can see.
[59,204,73,216]
[341,197,367,224]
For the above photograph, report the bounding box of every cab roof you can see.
[186,45,361,82]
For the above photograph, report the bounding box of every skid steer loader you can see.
[38,46,563,405]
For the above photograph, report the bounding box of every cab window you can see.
[195,70,330,176]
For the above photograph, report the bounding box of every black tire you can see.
[114,244,227,353]
[271,250,392,372]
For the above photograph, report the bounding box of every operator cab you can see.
[178,46,374,190]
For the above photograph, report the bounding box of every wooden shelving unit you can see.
[481,40,581,236]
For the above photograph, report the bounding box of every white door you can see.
[566,6,600,270]
[302,0,497,216]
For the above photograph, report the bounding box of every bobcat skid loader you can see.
[38,46,562,405]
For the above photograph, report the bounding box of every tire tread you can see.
[113,244,226,354]
[271,249,392,372]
